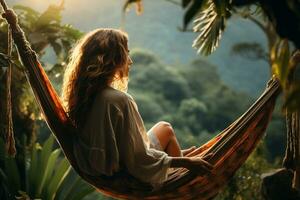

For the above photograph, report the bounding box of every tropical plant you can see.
[215,143,276,200]
[0,2,82,193]
[0,136,94,200]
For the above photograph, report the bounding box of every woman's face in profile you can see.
[124,49,133,77]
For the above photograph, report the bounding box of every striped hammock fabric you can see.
[7,14,281,200]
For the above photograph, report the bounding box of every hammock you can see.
[2,6,281,200]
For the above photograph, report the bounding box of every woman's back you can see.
[73,86,173,187]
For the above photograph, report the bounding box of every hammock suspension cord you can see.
[1,1,16,156]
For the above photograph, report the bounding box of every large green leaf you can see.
[57,172,93,200]
[55,169,95,200]
[27,143,39,197]
[46,158,71,200]
[36,136,54,192]
[5,156,21,195]
[39,150,61,199]
[272,39,290,87]
[278,40,290,85]
[55,170,79,200]
[66,180,94,200]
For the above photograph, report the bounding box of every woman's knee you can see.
[156,121,175,138]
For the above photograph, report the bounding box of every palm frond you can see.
[192,0,226,56]
[183,0,205,29]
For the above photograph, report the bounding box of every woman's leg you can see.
[148,121,183,157]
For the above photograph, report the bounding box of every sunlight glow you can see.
[13,0,63,11]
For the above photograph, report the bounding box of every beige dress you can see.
[73,86,172,186]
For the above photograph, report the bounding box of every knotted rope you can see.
[1,0,16,156]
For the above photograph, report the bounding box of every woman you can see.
[61,28,213,186]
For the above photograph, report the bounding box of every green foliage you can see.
[130,49,191,106]
[271,40,300,112]
[0,4,84,198]
[216,143,277,200]
[180,59,221,98]
[130,49,161,66]
[129,49,252,139]
[174,98,207,134]
[0,136,94,200]
[0,2,82,128]
[272,40,290,88]
[12,3,82,58]
[132,92,165,122]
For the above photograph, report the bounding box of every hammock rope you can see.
[6,26,16,156]
[0,2,283,199]
[1,0,16,156]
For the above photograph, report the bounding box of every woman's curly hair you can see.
[62,28,129,129]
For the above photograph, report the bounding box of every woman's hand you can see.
[184,155,214,176]
[170,153,214,176]
[181,146,197,156]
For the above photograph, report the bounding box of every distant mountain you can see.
[9,0,270,96]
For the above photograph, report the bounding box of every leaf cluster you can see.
[0,136,94,200]
[271,40,300,112]
[11,4,82,59]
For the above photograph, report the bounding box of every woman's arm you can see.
[170,154,214,175]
